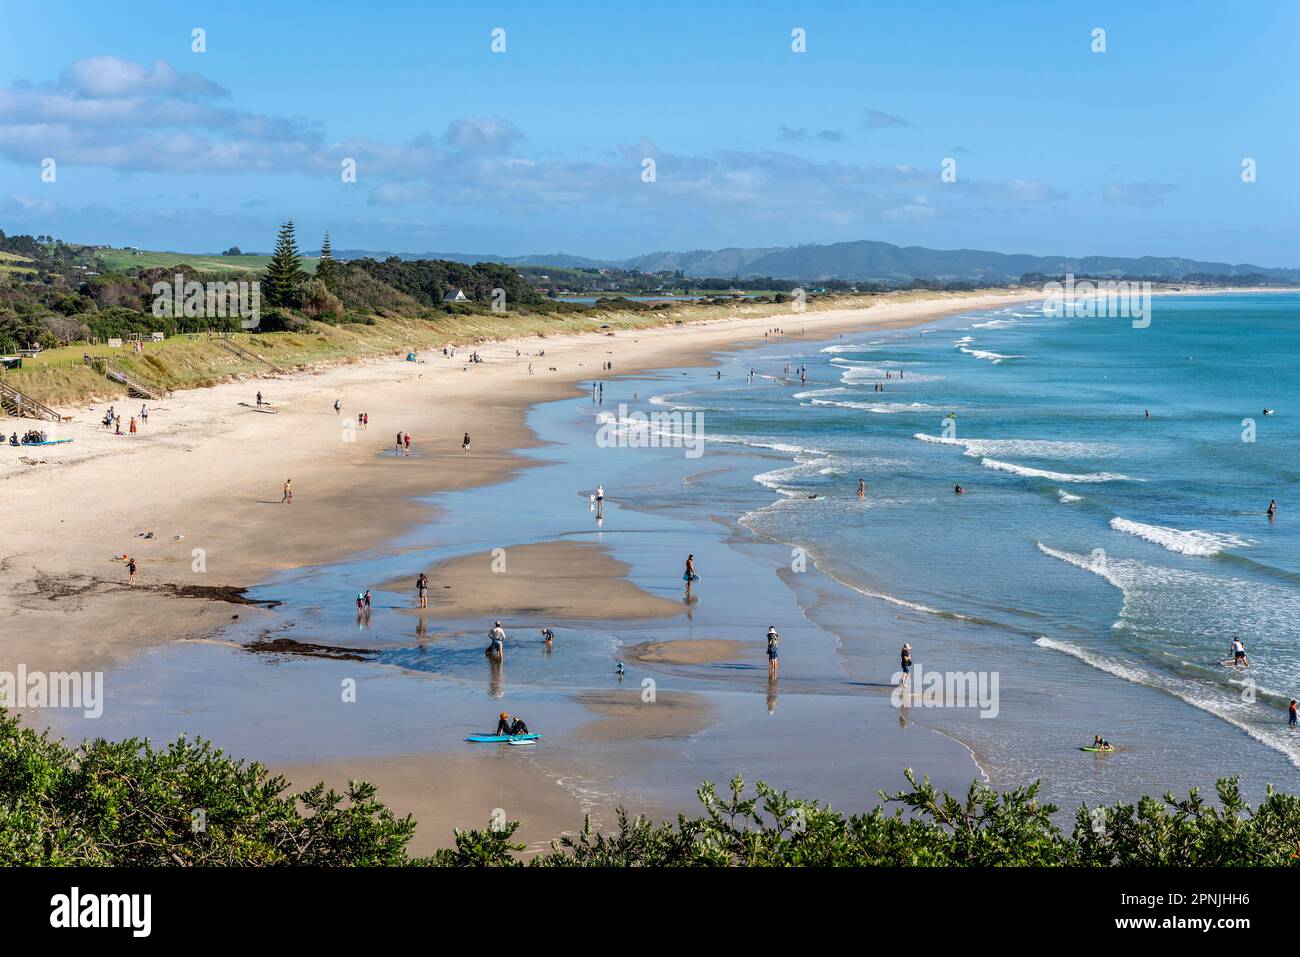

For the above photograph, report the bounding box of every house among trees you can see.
[443,288,469,303]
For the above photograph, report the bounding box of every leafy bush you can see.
[4,709,1297,866]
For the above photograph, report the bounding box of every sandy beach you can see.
[1,288,1041,843]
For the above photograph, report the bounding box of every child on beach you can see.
[282,479,292,504]
[126,557,137,586]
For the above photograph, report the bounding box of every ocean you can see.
[45,292,1300,820]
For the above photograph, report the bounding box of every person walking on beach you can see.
[282,479,293,504]
[900,643,913,690]
[395,432,403,454]
[128,416,137,435]
[403,432,412,455]
[363,589,373,611]
[683,554,698,595]
[334,398,341,415]
[126,556,137,586]
[140,404,148,426]
[256,391,263,407]
[766,626,780,679]
[363,412,369,429]
[595,485,605,506]
[486,620,506,661]
[417,573,429,608]
[462,432,471,454]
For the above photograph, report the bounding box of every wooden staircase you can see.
[0,380,61,421]
[215,335,285,373]
[85,357,164,400]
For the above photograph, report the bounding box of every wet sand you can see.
[382,541,683,622]
[3,289,1041,848]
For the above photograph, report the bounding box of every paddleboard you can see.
[465,732,541,743]
[19,438,73,446]
[1218,658,1249,668]
[683,573,701,582]
[507,738,537,746]
[1079,746,1114,752]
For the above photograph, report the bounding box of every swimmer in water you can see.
[857,479,865,499]
[954,484,965,495]
[1267,499,1278,519]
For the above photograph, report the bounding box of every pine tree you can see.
[316,231,338,295]
[263,221,305,308]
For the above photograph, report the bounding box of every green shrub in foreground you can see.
[3,710,1298,866]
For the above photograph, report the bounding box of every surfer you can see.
[1089,735,1115,752]
[498,713,529,735]
[1290,700,1297,728]
[1229,637,1249,668]
[1267,499,1278,519]
[954,484,965,495]
[683,554,698,590]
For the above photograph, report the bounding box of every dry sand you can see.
[1,289,1043,846]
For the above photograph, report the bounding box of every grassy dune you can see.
[1,289,1007,408]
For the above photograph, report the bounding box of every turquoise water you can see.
[44,293,1300,818]
[635,293,1300,798]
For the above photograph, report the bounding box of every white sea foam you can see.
[819,343,876,354]
[981,457,1132,483]
[792,387,849,400]
[1058,490,1083,504]
[840,366,940,384]
[809,399,940,414]
[971,319,1019,329]
[958,346,1026,363]
[1109,517,1250,557]
[1035,636,1300,770]
[913,433,1117,459]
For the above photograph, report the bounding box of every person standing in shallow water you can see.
[900,643,913,690]
[416,573,429,608]
[766,626,780,678]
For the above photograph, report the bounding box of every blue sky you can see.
[0,0,1296,265]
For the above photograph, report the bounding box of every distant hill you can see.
[333,240,1300,283]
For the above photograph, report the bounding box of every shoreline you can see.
[7,287,1292,848]
[0,288,1040,680]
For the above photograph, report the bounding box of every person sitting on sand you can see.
[495,712,529,736]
